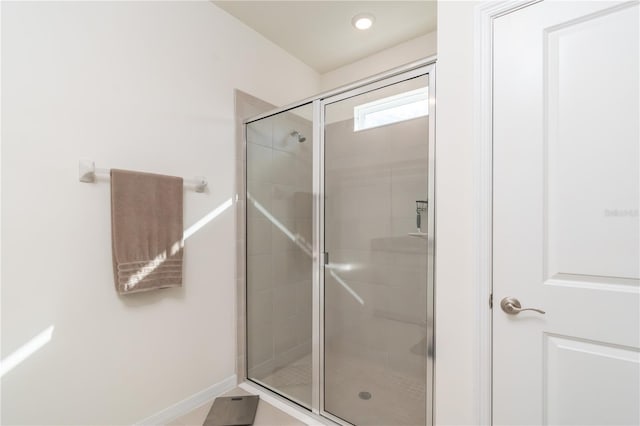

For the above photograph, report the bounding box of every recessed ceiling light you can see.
[352,13,375,30]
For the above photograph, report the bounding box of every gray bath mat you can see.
[203,395,259,426]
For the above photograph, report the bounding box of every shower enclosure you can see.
[243,60,435,426]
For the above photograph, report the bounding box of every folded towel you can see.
[110,169,184,294]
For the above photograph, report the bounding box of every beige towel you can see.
[111,169,184,294]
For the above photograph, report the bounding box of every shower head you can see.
[290,130,307,143]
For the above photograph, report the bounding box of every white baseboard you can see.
[135,374,237,425]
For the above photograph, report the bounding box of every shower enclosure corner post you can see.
[426,62,437,426]
[311,98,323,415]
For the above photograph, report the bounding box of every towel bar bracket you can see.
[192,176,207,193]
[79,159,97,183]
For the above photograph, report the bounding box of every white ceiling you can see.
[212,1,437,74]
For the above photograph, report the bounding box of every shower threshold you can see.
[238,381,335,425]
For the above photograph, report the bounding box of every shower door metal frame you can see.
[242,57,437,426]
[317,63,436,426]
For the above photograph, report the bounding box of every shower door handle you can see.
[500,297,545,315]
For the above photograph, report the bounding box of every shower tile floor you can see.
[258,350,426,426]
[258,354,313,407]
[171,351,425,426]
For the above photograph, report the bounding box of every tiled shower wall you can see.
[324,116,429,380]
[245,107,313,378]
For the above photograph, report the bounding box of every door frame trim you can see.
[473,1,541,425]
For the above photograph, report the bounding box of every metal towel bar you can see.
[78,159,207,193]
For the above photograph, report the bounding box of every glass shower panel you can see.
[246,103,313,408]
[324,75,429,425]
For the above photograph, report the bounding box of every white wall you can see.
[320,32,437,92]
[2,1,483,424]
[0,2,319,424]
[434,2,478,425]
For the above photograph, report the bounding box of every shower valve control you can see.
[415,200,428,232]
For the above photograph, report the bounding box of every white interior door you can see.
[493,1,640,425]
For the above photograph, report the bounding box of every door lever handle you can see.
[500,297,545,315]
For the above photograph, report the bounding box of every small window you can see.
[353,87,428,131]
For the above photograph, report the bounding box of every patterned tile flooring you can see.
[258,351,426,426]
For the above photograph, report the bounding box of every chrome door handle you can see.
[500,297,545,315]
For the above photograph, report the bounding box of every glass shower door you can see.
[323,74,430,426]
[245,103,313,408]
